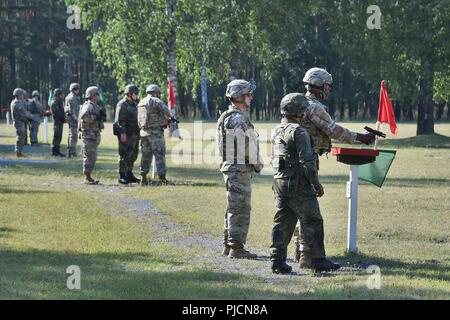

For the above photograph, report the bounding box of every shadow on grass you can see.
[329,252,450,283]
[377,133,450,149]
[0,186,60,195]
[0,227,19,238]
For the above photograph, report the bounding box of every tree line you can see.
[1,0,449,135]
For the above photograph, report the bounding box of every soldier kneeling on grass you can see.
[270,93,340,274]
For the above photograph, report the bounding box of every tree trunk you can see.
[200,57,210,120]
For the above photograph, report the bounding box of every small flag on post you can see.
[167,79,180,138]
[168,80,176,111]
[377,80,398,135]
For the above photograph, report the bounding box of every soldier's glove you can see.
[314,183,324,197]
[356,132,376,145]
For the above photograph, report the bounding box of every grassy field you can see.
[0,120,449,299]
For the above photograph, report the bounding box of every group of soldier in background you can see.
[9,82,172,186]
[217,67,376,273]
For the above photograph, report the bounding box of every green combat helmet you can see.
[280,93,310,116]
[125,84,139,95]
[303,67,333,87]
[146,84,161,94]
[225,79,256,98]
[13,88,25,97]
[32,90,40,97]
[70,83,80,91]
[53,88,63,96]
[85,86,99,98]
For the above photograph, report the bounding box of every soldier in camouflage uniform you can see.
[10,88,34,157]
[28,90,44,146]
[115,84,141,185]
[292,67,376,263]
[50,88,66,157]
[217,79,264,260]
[138,84,172,186]
[65,83,81,158]
[79,86,106,185]
[270,93,340,273]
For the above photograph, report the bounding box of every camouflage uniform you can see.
[27,97,43,145]
[115,97,140,177]
[217,105,263,249]
[65,92,81,156]
[11,98,33,154]
[79,100,104,175]
[138,95,171,178]
[51,97,66,155]
[270,119,326,262]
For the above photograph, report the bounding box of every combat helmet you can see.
[146,84,161,94]
[280,93,310,116]
[225,79,256,99]
[85,86,99,98]
[70,83,80,91]
[32,90,40,97]
[13,88,25,97]
[303,68,333,87]
[125,84,139,95]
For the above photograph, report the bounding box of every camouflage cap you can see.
[280,93,310,116]
[53,88,63,96]
[125,84,140,95]
[85,86,99,98]
[13,88,25,97]
[70,83,80,91]
[225,79,256,98]
[303,67,333,87]
[32,90,40,97]
[146,84,161,94]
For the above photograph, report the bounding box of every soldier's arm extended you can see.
[294,128,321,189]
[307,106,357,144]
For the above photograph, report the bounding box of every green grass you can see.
[0,121,449,299]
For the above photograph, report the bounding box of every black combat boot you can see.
[127,172,141,184]
[57,151,66,157]
[158,174,168,185]
[118,173,129,185]
[271,260,293,274]
[311,258,340,272]
[141,174,148,186]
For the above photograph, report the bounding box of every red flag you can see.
[168,79,176,110]
[378,80,398,135]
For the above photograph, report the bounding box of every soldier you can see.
[79,86,106,185]
[270,93,340,274]
[217,79,264,259]
[10,88,34,157]
[65,83,81,158]
[115,84,141,185]
[292,67,376,263]
[28,90,44,146]
[50,88,66,157]
[138,84,172,186]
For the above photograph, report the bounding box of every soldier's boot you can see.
[57,151,66,157]
[84,173,99,185]
[228,246,257,260]
[16,151,24,158]
[127,172,141,184]
[271,260,293,274]
[222,245,231,257]
[118,173,129,185]
[158,174,168,185]
[311,258,340,272]
[294,242,301,263]
[298,252,313,269]
[141,174,149,186]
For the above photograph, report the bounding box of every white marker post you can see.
[6,111,10,126]
[346,165,359,253]
[151,156,156,180]
[44,116,49,144]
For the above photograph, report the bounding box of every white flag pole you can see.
[44,116,49,144]
[6,111,10,126]
[374,121,381,150]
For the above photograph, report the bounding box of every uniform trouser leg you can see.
[140,134,167,176]
[67,119,78,155]
[82,135,100,175]
[270,198,298,261]
[14,122,26,153]
[118,134,139,174]
[52,122,63,154]
[223,171,252,247]
[30,121,39,144]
